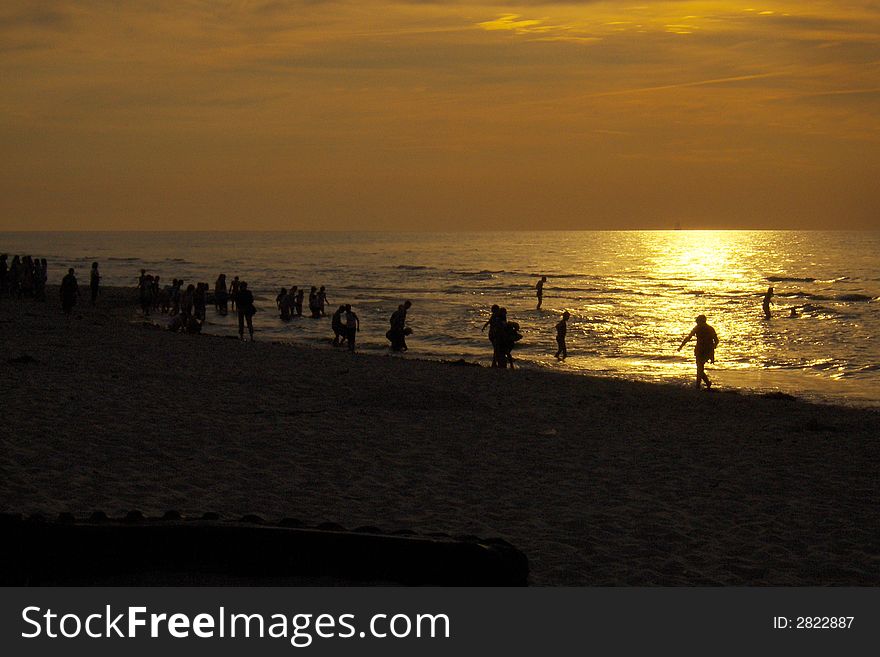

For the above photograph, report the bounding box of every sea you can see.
[3,231,878,406]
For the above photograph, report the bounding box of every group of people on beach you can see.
[1,257,102,315]
[274,285,330,320]
[0,254,49,302]
[6,256,773,391]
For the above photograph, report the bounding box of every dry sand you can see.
[1,287,878,585]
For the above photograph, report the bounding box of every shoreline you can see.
[3,287,879,585]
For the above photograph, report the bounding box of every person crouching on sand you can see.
[237,282,256,341]
[555,311,570,360]
[677,314,719,389]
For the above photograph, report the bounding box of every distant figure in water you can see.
[343,304,359,352]
[230,276,240,312]
[536,276,547,310]
[237,281,256,341]
[331,305,346,346]
[555,311,570,360]
[294,287,304,316]
[762,286,774,319]
[214,274,228,315]
[677,314,719,390]
[387,300,413,351]
[60,268,79,318]
[317,286,329,316]
[279,288,294,321]
[789,307,799,318]
[89,262,100,305]
[308,286,320,318]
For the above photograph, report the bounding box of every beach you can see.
[2,287,879,585]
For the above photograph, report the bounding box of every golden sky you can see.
[1,1,878,230]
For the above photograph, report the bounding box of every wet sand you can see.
[1,287,878,585]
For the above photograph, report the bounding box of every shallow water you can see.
[3,230,878,405]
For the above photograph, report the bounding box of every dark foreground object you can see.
[0,513,528,586]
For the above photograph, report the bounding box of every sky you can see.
[1,1,879,230]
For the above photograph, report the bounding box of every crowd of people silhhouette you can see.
[0,254,49,302]
[6,254,814,390]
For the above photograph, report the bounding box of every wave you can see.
[783,293,875,303]
[393,265,434,271]
[766,276,816,282]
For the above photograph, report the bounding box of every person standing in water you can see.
[237,281,256,341]
[230,276,240,312]
[317,286,329,316]
[677,314,719,390]
[214,274,228,315]
[536,276,547,310]
[762,286,774,319]
[331,305,346,346]
[343,304,359,352]
[60,268,80,318]
[555,311,570,360]
[387,300,412,351]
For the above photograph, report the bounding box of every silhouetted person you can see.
[60,268,79,317]
[331,305,346,346]
[343,304,359,352]
[181,284,196,319]
[762,286,774,319]
[555,311,570,360]
[151,275,161,311]
[237,282,256,340]
[215,274,228,314]
[482,304,502,367]
[536,276,547,310]
[308,286,320,318]
[89,262,100,305]
[294,286,304,316]
[194,283,208,320]
[317,286,329,316]
[230,276,240,312]
[140,275,154,315]
[677,314,719,389]
[0,254,7,295]
[21,256,34,297]
[387,300,412,351]
[789,306,799,318]
[501,308,521,368]
[34,258,48,301]
[9,256,22,298]
[279,288,293,321]
[170,278,181,316]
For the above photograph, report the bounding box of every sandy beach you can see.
[1,286,878,585]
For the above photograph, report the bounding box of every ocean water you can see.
[3,231,878,405]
